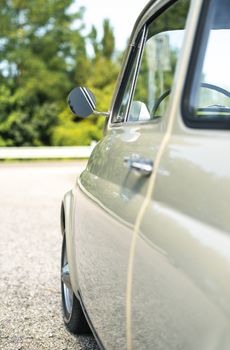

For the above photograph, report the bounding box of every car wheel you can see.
[61,234,90,334]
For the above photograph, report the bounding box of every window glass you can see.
[115,47,141,123]
[188,0,230,122]
[127,0,190,122]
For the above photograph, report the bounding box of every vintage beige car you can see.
[60,0,230,349]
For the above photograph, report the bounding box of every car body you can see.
[60,0,230,349]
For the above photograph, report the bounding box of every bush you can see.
[51,120,103,146]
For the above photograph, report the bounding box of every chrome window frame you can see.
[108,0,178,128]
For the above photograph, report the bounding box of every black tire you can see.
[61,234,90,334]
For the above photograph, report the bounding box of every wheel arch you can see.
[61,190,74,238]
[61,190,80,295]
[60,201,65,236]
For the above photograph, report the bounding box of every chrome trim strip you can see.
[80,87,96,110]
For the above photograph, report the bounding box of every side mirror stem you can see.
[93,111,110,118]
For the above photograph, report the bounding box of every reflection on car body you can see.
[60,0,230,349]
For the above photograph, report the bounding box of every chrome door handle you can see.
[124,156,153,176]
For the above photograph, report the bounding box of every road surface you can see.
[0,161,99,350]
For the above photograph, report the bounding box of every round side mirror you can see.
[68,87,96,118]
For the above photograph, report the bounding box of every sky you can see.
[72,0,150,51]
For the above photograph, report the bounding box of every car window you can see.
[184,0,230,127]
[113,0,190,124]
[127,29,186,122]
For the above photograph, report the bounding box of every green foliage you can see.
[52,120,102,146]
[101,19,115,59]
[89,19,115,60]
[51,107,103,146]
[0,0,119,146]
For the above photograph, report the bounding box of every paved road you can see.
[0,161,99,350]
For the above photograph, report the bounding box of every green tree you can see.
[101,19,115,60]
[0,0,88,146]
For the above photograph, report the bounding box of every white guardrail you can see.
[0,144,96,159]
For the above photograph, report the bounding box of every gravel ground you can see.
[0,161,99,350]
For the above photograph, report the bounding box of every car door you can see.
[131,1,230,350]
[73,0,190,348]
